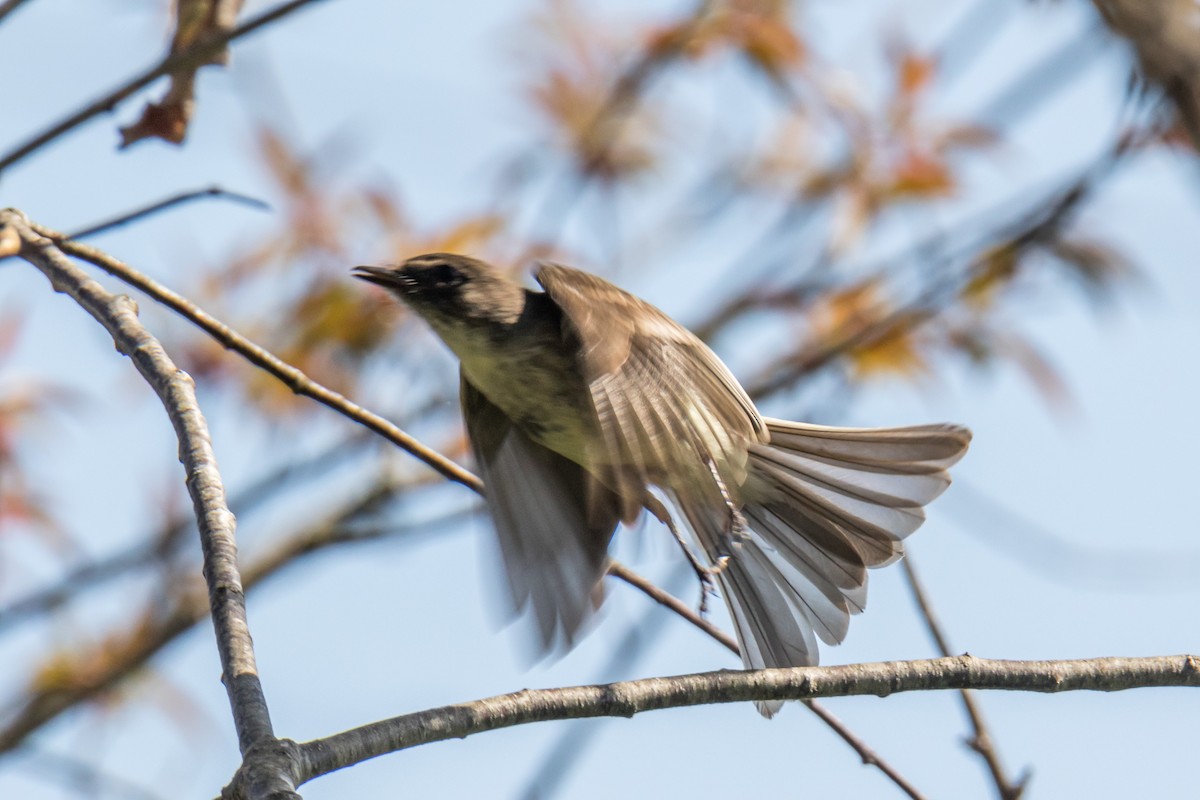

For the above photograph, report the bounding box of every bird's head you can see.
[353,253,527,329]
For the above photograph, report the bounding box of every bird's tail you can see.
[678,419,971,716]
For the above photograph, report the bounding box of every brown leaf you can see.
[119,0,246,148]
[897,52,937,97]
[885,150,955,199]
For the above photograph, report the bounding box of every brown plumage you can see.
[354,253,971,716]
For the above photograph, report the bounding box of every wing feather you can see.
[537,264,765,492]
[462,375,622,650]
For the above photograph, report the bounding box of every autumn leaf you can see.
[897,52,937,98]
[120,0,246,147]
[885,149,955,199]
[809,282,929,380]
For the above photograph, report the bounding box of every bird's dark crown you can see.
[353,253,527,325]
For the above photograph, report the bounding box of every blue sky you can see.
[2,1,1198,798]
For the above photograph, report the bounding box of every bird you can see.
[354,253,971,715]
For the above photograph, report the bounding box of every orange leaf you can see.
[898,53,936,97]
[886,150,955,199]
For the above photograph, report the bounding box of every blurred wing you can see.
[536,263,765,499]
[462,374,622,651]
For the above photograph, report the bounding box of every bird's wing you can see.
[536,263,765,501]
[461,373,622,651]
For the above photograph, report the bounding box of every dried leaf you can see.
[120,0,246,147]
[885,150,955,199]
[897,52,937,97]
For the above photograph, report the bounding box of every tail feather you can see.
[678,420,970,716]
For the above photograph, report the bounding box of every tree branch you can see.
[609,562,927,800]
[30,220,481,492]
[65,186,269,240]
[290,654,1199,788]
[2,209,296,798]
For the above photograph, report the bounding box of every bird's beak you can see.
[352,265,408,290]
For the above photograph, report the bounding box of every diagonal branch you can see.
[65,186,270,240]
[287,654,1200,790]
[2,209,296,798]
[30,220,481,492]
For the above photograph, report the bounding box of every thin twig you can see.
[291,654,1200,790]
[65,186,270,240]
[608,562,928,800]
[30,220,482,492]
[902,558,1030,800]
[0,0,331,173]
[609,561,737,651]
[3,210,295,798]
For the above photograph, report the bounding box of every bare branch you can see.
[290,654,1200,788]
[609,562,927,800]
[0,471,404,759]
[65,186,269,240]
[30,220,482,492]
[609,561,737,651]
[1,209,294,797]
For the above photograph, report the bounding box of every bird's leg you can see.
[643,494,717,615]
[704,456,750,558]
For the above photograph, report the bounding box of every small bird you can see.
[354,253,970,715]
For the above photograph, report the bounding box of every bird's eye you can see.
[429,264,466,289]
